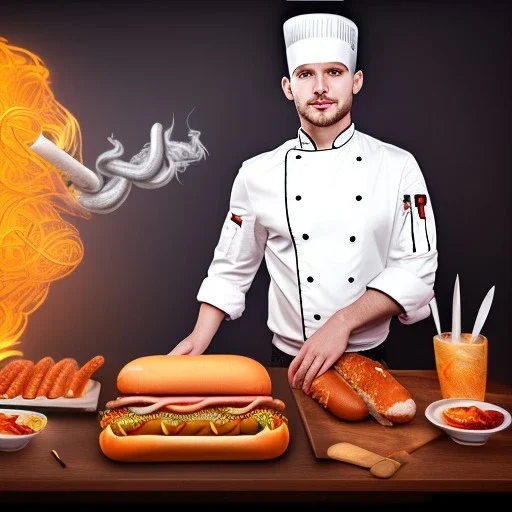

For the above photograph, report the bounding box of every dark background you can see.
[1,0,511,389]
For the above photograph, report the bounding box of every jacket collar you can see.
[297,123,355,151]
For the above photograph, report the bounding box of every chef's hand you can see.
[289,290,401,392]
[167,302,225,355]
[167,333,210,355]
[288,314,351,395]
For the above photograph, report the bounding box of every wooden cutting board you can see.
[292,370,445,459]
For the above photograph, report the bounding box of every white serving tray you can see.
[0,379,101,413]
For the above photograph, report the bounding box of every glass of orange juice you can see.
[433,332,488,400]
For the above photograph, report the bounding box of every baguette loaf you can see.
[333,353,416,426]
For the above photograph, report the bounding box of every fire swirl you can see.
[0,38,208,363]
[0,37,91,362]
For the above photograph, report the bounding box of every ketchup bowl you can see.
[0,408,48,452]
[425,398,511,446]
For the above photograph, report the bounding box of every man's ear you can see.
[281,76,294,101]
[353,70,364,95]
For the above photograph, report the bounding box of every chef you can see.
[169,12,438,394]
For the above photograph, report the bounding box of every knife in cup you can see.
[451,274,461,341]
[429,296,442,335]
[471,285,495,342]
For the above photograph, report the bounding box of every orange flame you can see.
[0,37,91,362]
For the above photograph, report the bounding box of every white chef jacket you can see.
[197,123,438,356]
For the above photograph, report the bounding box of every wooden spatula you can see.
[327,442,403,478]
[327,429,442,479]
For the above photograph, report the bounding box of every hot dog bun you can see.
[309,369,369,421]
[117,354,272,396]
[99,422,290,462]
[333,353,416,426]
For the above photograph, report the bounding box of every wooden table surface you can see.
[1,368,511,505]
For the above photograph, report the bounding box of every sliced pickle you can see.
[177,420,214,436]
[210,419,240,435]
[240,417,260,435]
[130,419,165,435]
[161,421,186,436]
[112,422,128,436]
[225,423,241,436]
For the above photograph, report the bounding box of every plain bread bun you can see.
[117,354,272,396]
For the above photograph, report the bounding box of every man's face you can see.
[282,62,362,128]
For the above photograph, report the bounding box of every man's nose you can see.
[313,76,328,94]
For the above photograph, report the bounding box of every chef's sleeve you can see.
[196,167,267,320]
[367,154,438,321]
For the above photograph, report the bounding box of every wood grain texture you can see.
[0,369,511,501]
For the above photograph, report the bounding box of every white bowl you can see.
[425,398,511,446]
[0,408,48,452]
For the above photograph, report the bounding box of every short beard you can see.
[296,97,352,128]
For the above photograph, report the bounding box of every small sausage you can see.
[3,360,34,399]
[66,355,105,398]
[22,357,55,399]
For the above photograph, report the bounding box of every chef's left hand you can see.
[288,314,351,395]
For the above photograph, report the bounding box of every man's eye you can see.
[297,71,311,78]
[329,69,342,76]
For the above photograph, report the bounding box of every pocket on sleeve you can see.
[216,219,240,255]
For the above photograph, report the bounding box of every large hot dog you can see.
[98,354,290,462]
[308,352,416,426]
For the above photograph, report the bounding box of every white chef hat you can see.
[283,13,358,77]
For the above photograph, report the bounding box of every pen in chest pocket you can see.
[402,194,431,253]
[403,195,416,253]
[414,194,431,252]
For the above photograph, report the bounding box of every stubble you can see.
[296,96,353,128]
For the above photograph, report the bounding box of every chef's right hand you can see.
[168,302,225,355]
[167,333,210,355]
